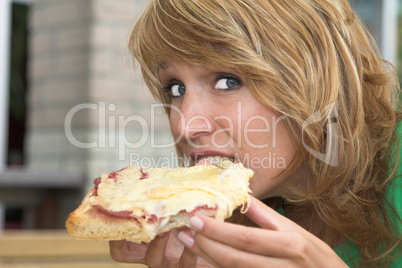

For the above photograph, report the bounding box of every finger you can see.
[109,240,130,262]
[246,196,324,243]
[190,215,306,258]
[192,232,292,268]
[109,240,147,263]
[246,196,298,231]
[144,232,170,267]
[178,230,218,267]
[192,219,343,268]
[177,231,198,268]
[178,247,198,267]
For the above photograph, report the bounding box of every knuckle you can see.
[220,253,242,268]
[222,254,246,268]
[144,258,160,268]
[109,240,147,264]
[236,226,254,246]
[286,232,309,261]
[144,254,162,268]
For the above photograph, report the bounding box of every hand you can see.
[178,196,348,268]
[109,228,213,267]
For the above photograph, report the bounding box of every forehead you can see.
[158,60,205,71]
[157,61,213,81]
[158,60,238,74]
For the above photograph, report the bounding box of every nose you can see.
[172,92,214,140]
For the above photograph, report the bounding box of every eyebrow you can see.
[159,61,168,70]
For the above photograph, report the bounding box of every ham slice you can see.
[66,161,253,243]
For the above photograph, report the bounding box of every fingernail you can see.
[178,231,194,247]
[189,216,204,231]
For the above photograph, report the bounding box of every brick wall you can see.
[27,0,175,190]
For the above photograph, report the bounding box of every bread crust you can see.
[66,163,253,243]
[66,189,218,243]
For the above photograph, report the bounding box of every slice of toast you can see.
[66,161,253,243]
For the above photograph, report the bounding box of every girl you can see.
[110,0,402,267]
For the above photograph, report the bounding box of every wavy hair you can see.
[129,0,401,266]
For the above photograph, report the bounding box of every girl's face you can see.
[159,61,300,199]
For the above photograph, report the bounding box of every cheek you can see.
[169,113,181,141]
[238,112,296,176]
[238,110,278,149]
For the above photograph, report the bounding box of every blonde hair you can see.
[129,0,401,266]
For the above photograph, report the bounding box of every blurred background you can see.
[0,0,400,267]
[0,0,400,231]
[0,0,177,233]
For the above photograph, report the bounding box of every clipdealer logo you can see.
[64,102,171,160]
[64,101,339,167]
[302,102,339,167]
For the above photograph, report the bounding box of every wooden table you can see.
[0,230,147,268]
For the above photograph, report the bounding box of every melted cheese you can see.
[89,162,253,223]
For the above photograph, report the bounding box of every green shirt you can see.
[277,124,402,267]
[332,169,402,267]
[333,123,402,267]
[334,170,402,268]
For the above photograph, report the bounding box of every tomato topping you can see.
[190,205,218,214]
[140,168,149,180]
[147,214,157,222]
[91,177,101,196]
[107,167,127,181]
[108,171,118,179]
